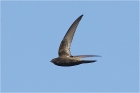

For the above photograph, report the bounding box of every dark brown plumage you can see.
[50,15,100,66]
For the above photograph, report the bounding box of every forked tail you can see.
[80,60,97,63]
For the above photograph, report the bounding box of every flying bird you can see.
[50,15,100,66]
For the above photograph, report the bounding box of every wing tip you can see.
[80,14,84,18]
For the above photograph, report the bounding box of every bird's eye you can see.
[52,58,55,61]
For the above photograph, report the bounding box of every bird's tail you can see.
[79,60,97,63]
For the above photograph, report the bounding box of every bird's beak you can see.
[50,59,53,62]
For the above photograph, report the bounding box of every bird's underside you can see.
[52,55,99,66]
[53,59,96,67]
[50,15,100,67]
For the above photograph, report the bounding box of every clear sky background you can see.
[1,1,139,92]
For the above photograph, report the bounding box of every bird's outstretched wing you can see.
[58,15,83,57]
[73,55,101,58]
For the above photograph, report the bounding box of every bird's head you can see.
[50,58,57,63]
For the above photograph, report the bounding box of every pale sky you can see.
[1,1,139,92]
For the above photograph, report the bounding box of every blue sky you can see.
[1,1,139,92]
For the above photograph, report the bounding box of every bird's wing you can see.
[73,55,101,58]
[58,15,83,57]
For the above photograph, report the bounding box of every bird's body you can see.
[50,15,100,66]
[51,56,96,66]
[51,57,80,66]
